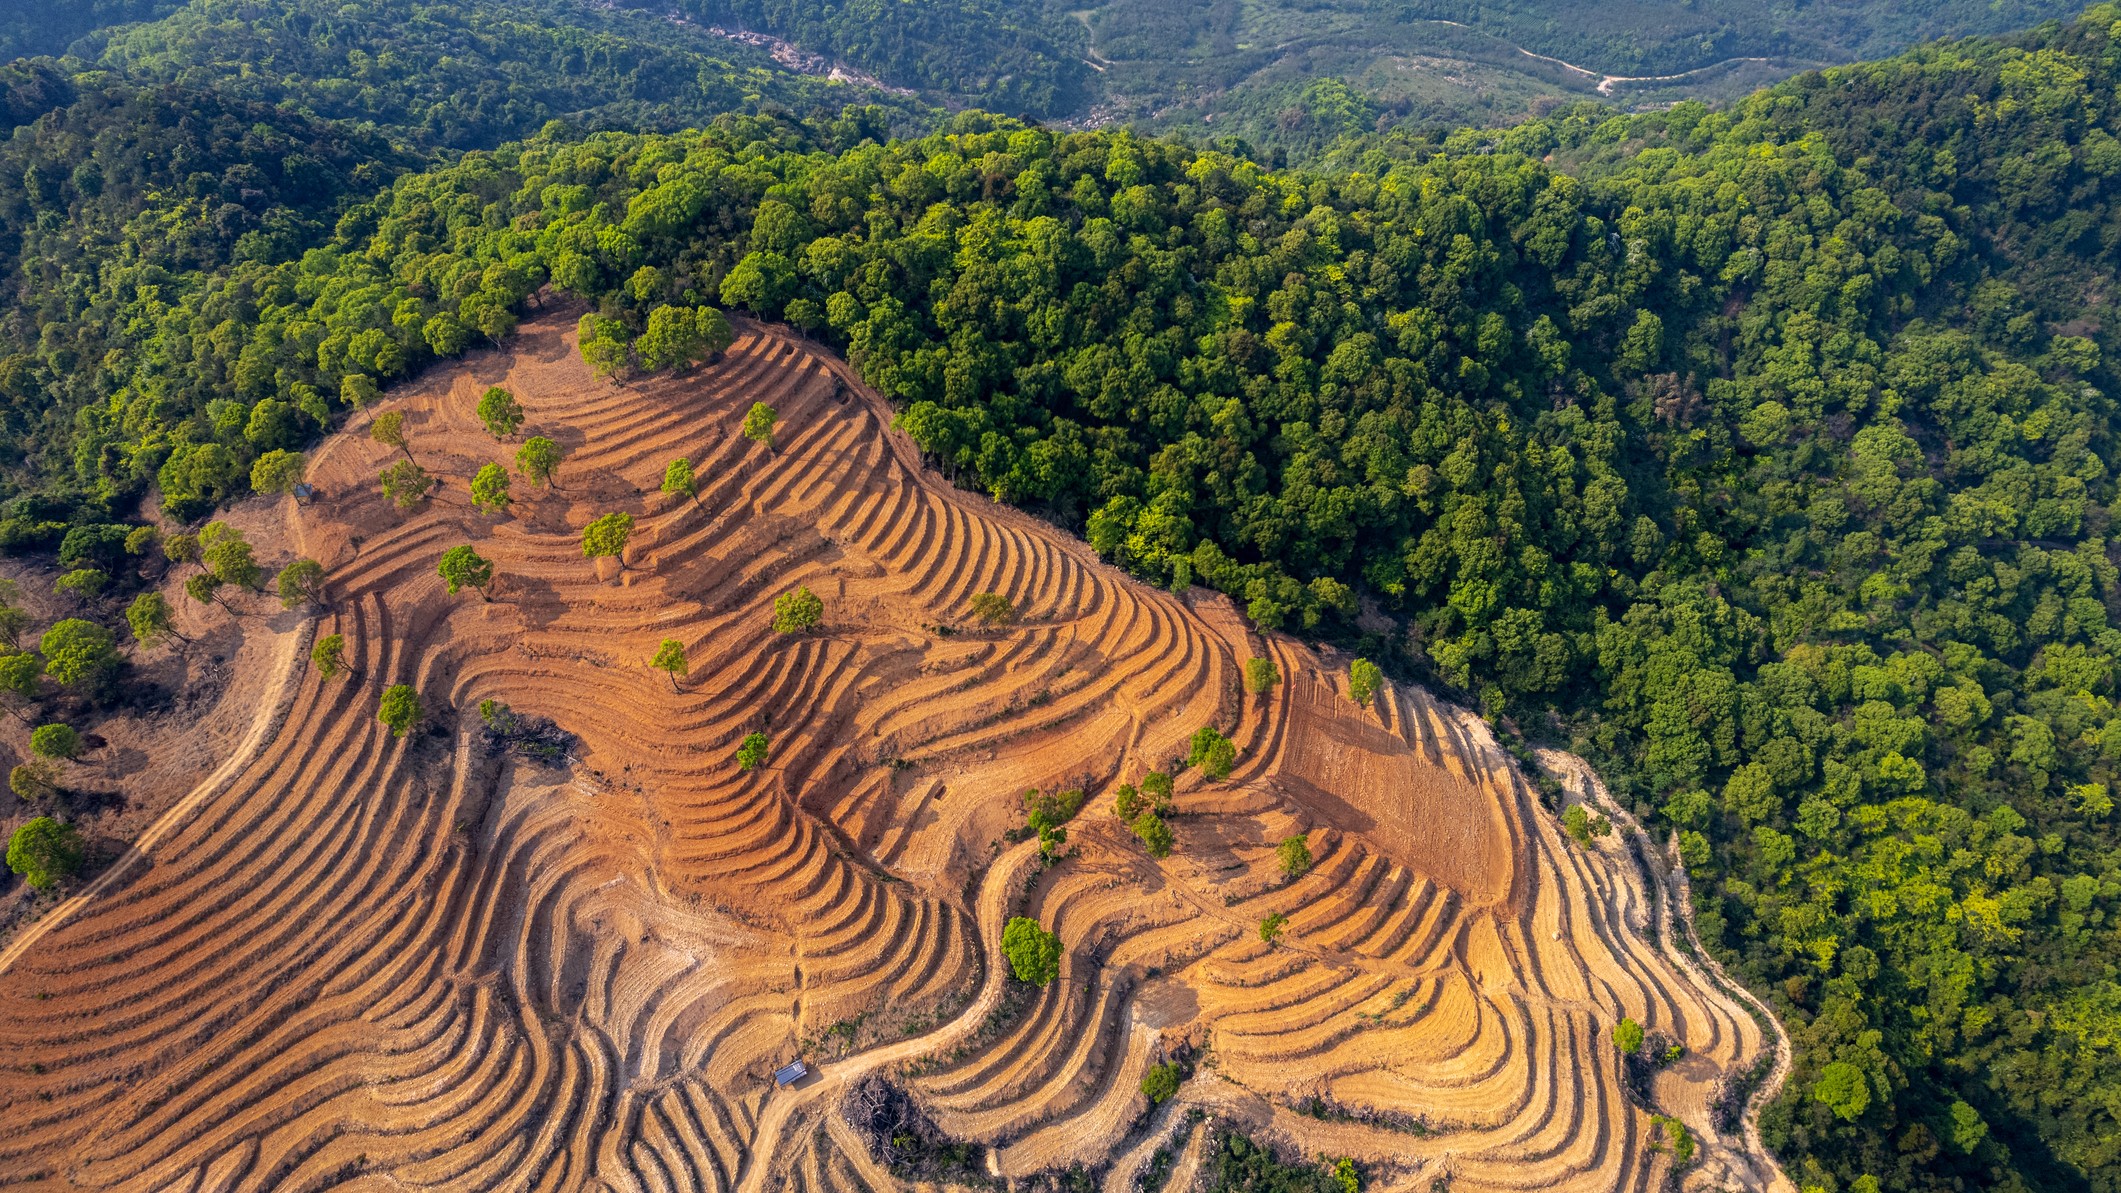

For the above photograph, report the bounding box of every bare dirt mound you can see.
[0,310,1783,1192]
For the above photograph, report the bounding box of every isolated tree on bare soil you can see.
[250,450,306,499]
[1347,657,1382,707]
[1612,1017,1644,1055]
[438,546,495,600]
[379,459,432,511]
[185,572,228,614]
[969,592,1015,626]
[312,633,353,680]
[470,463,513,515]
[128,591,183,647]
[517,436,561,488]
[1140,1062,1182,1104]
[661,457,697,504]
[1001,916,1060,986]
[1187,726,1236,781]
[650,639,688,690]
[6,815,82,890]
[370,410,410,458]
[1243,656,1280,694]
[772,585,822,634]
[581,513,633,572]
[201,522,262,590]
[378,684,422,737]
[1259,910,1288,945]
[742,401,778,450]
[277,559,326,610]
[1276,834,1312,878]
[735,731,769,771]
[31,722,80,761]
[477,386,525,439]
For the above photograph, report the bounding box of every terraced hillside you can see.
[0,309,1785,1191]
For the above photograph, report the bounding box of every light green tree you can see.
[650,638,688,690]
[379,458,432,511]
[736,731,769,771]
[581,513,634,570]
[277,559,326,609]
[251,449,307,498]
[30,722,81,761]
[1244,656,1280,694]
[312,633,353,680]
[471,463,512,514]
[1001,916,1061,985]
[742,401,778,450]
[772,585,822,633]
[438,545,496,600]
[6,816,83,890]
[1275,834,1312,878]
[1348,657,1382,706]
[378,684,422,738]
[40,620,119,691]
[661,457,697,504]
[517,436,561,488]
[128,591,183,647]
[477,385,525,438]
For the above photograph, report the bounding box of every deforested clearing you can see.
[0,310,1781,1191]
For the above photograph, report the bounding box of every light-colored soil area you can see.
[0,309,1785,1191]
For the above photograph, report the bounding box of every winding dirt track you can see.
[0,312,1784,1191]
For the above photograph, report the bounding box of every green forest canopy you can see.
[10,3,2121,1190]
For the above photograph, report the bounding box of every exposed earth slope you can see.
[0,311,1780,1191]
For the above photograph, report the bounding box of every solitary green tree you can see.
[581,513,634,570]
[1244,656,1280,694]
[378,684,422,737]
[0,651,41,709]
[40,620,119,692]
[1140,1062,1182,1104]
[6,816,83,891]
[470,463,512,514]
[128,591,183,646]
[251,449,307,498]
[30,722,81,761]
[772,585,823,634]
[185,573,227,613]
[201,522,263,590]
[1130,809,1174,858]
[1000,916,1061,985]
[661,457,697,504]
[742,401,778,450]
[277,559,326,609]
[312,633,353,680]
[1187,726,1236,781]
[370,409,410,457]
[1276,833,1312,878]
[736,731,769,771]
[1348,657,1383,707]
[517,436,562,488]
[969,592,1016,626]
[1260,910,1289,945]
[650,638,688,690]
[477,386,525,438]
[379,459,432,511]
[438,546,496,600]
[1612,1016,1645,1055]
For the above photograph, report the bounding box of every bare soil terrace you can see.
[0,310,1784,1192]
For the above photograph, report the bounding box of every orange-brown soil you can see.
[0,310,1784,1192]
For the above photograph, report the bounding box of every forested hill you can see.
[9,4,2121,1191]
